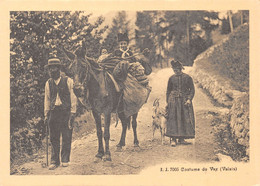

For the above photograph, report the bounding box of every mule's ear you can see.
[153,99,156,106]
[61,46,76,61]
[75,44,86,59]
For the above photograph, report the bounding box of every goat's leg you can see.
[103,112,111,161]
[92,110,104,161]
[163,128,166,145]
[162,134,165,145]
[160,128,164,145]
[152,122,156,141]
[117,112,129,149]
[132,113,139,147]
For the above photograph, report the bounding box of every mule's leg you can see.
[103,113,111,161]
[117,112,129,148]
[92,110,104,160]
[132,113,139,147]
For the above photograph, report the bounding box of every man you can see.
[44,58,77,170]
[165,60,195,147]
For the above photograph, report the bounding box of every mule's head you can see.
[62,44,89,97]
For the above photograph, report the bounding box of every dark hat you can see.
[45,58,61,68]
[171,60,184,70]
[118,33,129,43]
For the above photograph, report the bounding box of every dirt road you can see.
[19,67,227,175]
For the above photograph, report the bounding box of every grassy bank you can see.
[191,23,249,161]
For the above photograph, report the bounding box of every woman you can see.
[166,60,195,147]
[114,33,135,62]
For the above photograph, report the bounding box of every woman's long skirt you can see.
[165,96,195,139]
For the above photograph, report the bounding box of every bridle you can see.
[69,56,102,93]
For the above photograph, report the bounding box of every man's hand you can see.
[68,113,76,130]
[44,113,50,125]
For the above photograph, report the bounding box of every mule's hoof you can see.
[116,146,123,152]
[94,153,103,163]
[116,143,125,148]
[102,154,112,162]
[134,140,139,147]
[94,153,104,163]
[94,157,102,163]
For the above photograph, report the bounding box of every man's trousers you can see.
[48,107,73,165]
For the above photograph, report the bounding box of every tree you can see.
[165,11,219,65]
[228,11,234,33]
[135,11,167,67]
[135,11,219,67]
[10,11,106,160]
[221,10,249,35]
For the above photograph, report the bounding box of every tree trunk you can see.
[186,11,190,65]
[166,28,169,67]
[159,46,163,68]
[228,11,234,33]
[241,11,243,25]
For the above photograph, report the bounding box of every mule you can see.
[62,43,151,161]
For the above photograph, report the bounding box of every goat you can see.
[152,98,167,145]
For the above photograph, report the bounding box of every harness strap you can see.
[106,72,120,92]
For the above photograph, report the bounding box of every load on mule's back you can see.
[62,33,152,162]
[92,32,152,118]
[111,32,152,118]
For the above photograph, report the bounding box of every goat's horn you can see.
[153,98,159,106]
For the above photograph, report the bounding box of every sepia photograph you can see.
[1,0,260,185]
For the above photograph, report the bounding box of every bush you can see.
[212,114,248,161]
[10,117,44,162]
[10,11,107,164]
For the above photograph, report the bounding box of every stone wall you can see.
[229,93,249,156]
[190,24,249,157]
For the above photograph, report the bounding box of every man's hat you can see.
[45,58,62,68]
[118,33,129,43]
[171,60,185,70]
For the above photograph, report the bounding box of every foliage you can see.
[10,11,107,163]
[135,11,168,68]
[221,18,231,34]
[135,11,220,67]
[165,11,219,65]
[10,117,44,161]
[211,114,248,161]
[221,10,249,35]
